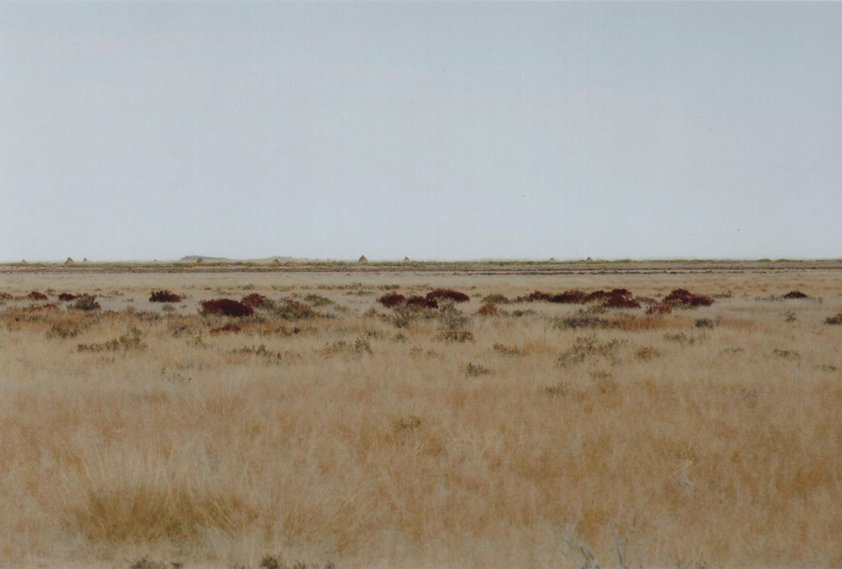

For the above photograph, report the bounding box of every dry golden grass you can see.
[0,265,841,568]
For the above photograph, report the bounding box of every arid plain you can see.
[1,261,840,569]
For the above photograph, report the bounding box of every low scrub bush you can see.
[523,290,553,302]
[270,299,315,320]
[71,295,101,311]
[826,313,842,325]
[482,293,510,304]
[28,291,48,301]
[557,336,624,368]
[406,296,438,309]
[477,302,500,316]
[303,293,333,307]
[241,293,269,308]
[646,302,672,315]
[426,288,470,303]
[200,298,254,317]
[783,290,808,299]
[664,288,714,307]
[439,329,474,342]
[602,290,641,309]
[550,290,587,304]
[378,293,407,307]
[58,292,78,302]
[149,290,182,303]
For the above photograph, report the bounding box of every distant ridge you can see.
[180,255,228,262]
[179,255,295,263]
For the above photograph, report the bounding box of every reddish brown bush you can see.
[0,292,11,301]
[58,293,78,302]
[583,290,609,303]
[28,291,48,301]
[426,289,470,303]
[407,296,438,309]
[603,296,641,309]
[646,302,673,315]
[241,293,269,308]
[550,290,587,304]
[664,289,714,308]
[210,323,242,334]
[524,291,552,302]
[200,298,254,317]
[601,288,641,309]
[378,293,407,307]
[783,290,808,299]
[477,302,499,316]
[149,290,183,303]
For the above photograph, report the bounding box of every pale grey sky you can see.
[1,1,841,261]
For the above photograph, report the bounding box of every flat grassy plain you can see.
[1,261,841,569]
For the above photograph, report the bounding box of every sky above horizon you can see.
[2,2,841,262]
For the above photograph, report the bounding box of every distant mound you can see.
[180,255,229,263]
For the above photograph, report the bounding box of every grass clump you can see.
[557,335,624,368]
[71,295,101,311]
[77,328,146,352]
[465,362,492,377]
[825,313,842,325]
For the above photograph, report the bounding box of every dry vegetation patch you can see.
[0,269,840,568]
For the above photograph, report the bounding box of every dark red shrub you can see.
[525,291,552,302]
[783,290,808,299]
[407,296,438,309]
[600,288,640,309]
[58,293,78,302]
[150,290,183,303]
[426,289,470,303]
[241,293,269,308]
[0,292,11,300]
[210,323,242,334]
[584,290,609,303]
[378,293,407,307]
[664,289,714,308]
[550,290,587,304]
[28,291,48,301]
[200,298,254,317]
[603,295,641,309]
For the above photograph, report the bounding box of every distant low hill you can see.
[180,255,229,262]
[179,255,295,263]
